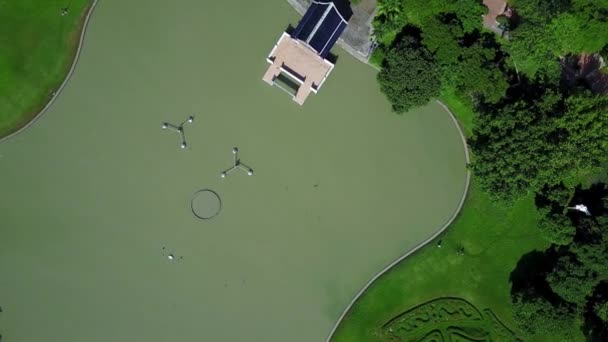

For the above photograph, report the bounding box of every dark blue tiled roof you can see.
[292,1,349,58]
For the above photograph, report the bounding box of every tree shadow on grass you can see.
[582,281,608,341]
[509,248,563,305]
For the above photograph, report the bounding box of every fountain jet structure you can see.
[161,116,194,149]
[220,147,254,178]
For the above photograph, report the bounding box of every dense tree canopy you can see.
[374,0,486,41]
[512,185,608,338]
[512,293,576,338]
[509,0,608,77]
[420,14,508,104]
[535,182,575,244]
[595,302,608,323]
[548,255,599,305]
[448,42,508,104]
[538,212,576,245]
[470,88,608,201]
[421,15,463,67]
[377,35,441,113]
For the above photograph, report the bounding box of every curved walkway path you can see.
[325,100,471,341]
[0,0,99,144]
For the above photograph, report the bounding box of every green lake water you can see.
[0,0,467,341]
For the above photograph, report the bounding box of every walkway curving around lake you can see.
[325,100,471,342]
[0,0,99,144]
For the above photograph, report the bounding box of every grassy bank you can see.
[331,180,554,341]
[330,59,563,341]
[0,0,91,138]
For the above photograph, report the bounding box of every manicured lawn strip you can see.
[331,182,556,341]
[0,0,91,138]
[439,87,475,137]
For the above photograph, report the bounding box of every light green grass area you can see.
[0,0,90,138]
[439,87,475,137]
[332,182,554,341]
[0,1,467,341]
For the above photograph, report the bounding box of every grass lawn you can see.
[0,0,91,138]
[439,87,475,137]
[330,181,564,341]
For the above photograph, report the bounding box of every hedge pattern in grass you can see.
[382,297,520,341]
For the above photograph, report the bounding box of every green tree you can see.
[537,182,573,208]
[377,36,441,113]
[595,302,608,323]
[374,0,407,40]
[449,43,508,104]
[470,88,608,202]
[548,255,599,306]
[556,92,608,173]
[538,211,576,245]
[509,0,608,77]
[450,0,487,33]
[512,293,576,338]
[571,215,608,277]
[421,15,463,66]
[373,0,486,42]
[421,16,508,104]
[534,183,575,244]
[508,22,560,78]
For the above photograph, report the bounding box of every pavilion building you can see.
[263,0,349,105]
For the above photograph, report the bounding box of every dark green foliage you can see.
[470,88,608,202]
[470,88,562,201]
[508,23,560,79]
[373,0,485,42]
[538,211,575,245]
[559,93,608,169]
[374,0,407,40]
[536,182,572,209]
[535,183,575,244]
[420,15,508,104]
[421,15,463,67]
[548,255,599,306]
[511,0,571,23]
[448,43,508,104]
[512,183,608,337]
[509,0,608,77]
[377,36,441,113]
[512,293,575,338]
[595,302,608,322]
[573,241,608,278]
[450,0,487,33]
